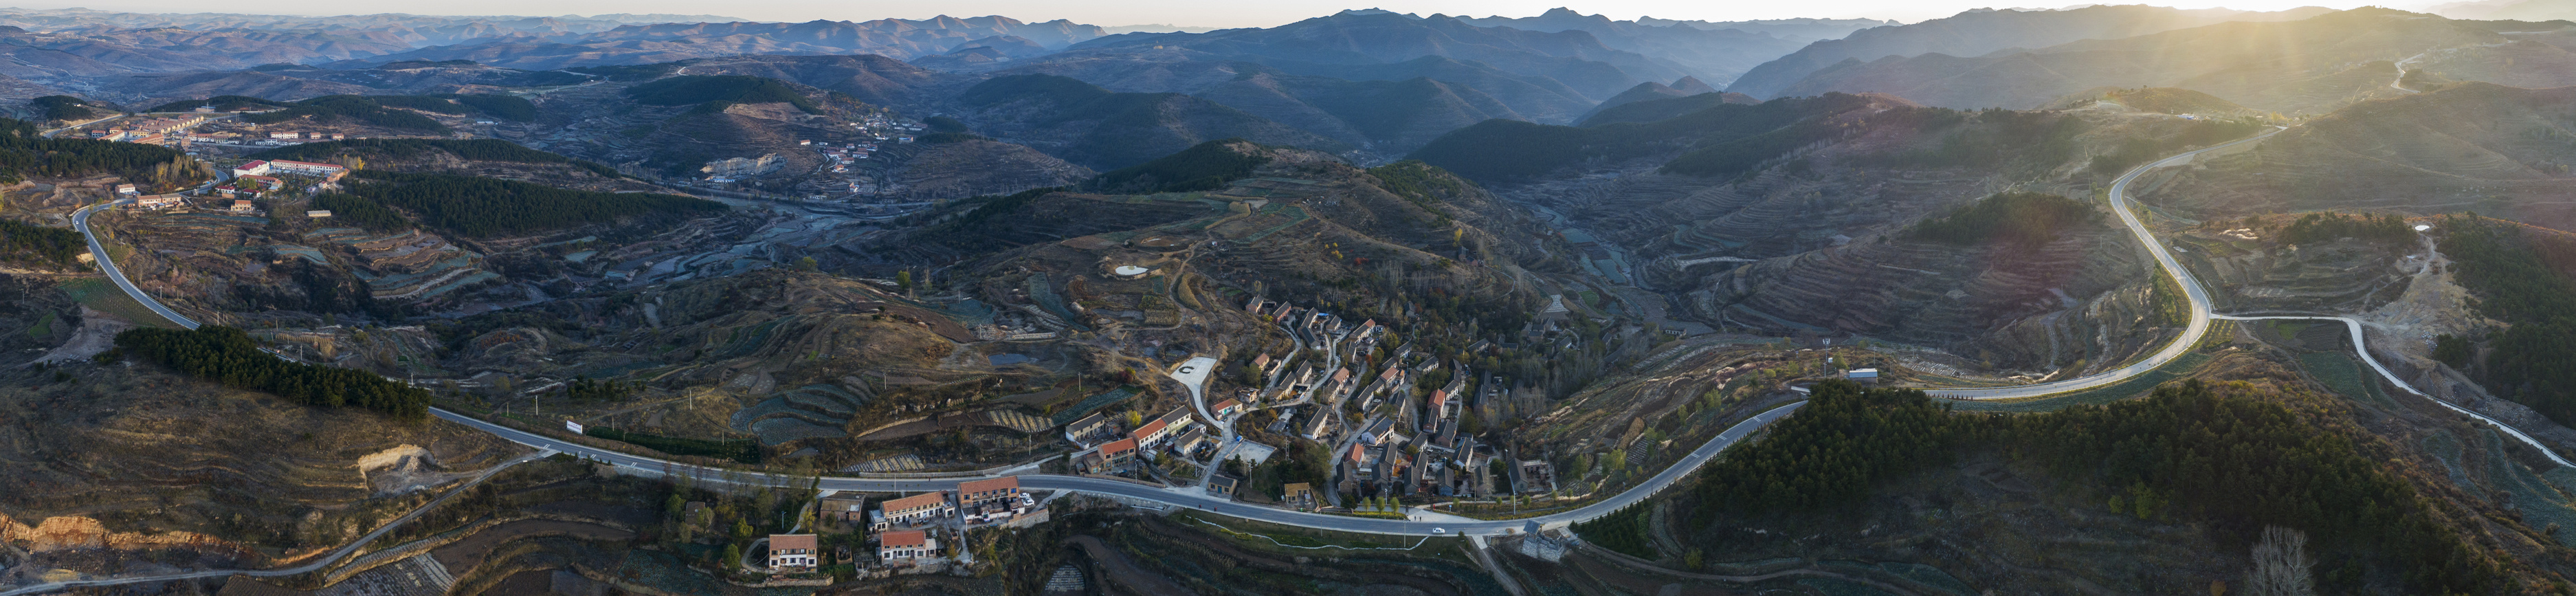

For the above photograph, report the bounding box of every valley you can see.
[3,3,2576,596]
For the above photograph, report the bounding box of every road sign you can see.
[565,420,585,434]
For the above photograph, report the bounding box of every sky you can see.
[7,0,2409,27]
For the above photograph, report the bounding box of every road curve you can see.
[1927,129,2278,400]
[432,401,1807,536]
[71,197,1810,536]
[72,199,200,328]
[2217,315,2572,468]
[52,126,2319,541]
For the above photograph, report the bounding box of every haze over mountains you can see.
[16,1,2576,595]
[1764,7,2576,112]
[11,1,2571,176]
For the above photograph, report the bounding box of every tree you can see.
[2432,334,2470,368]
[896,271,913,293]
[721,543,743,571]
[2245,526,2315,596]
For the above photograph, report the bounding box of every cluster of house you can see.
[1243,295,1548,502]
[212,174,285,199]
[1065,406,1214,475]
[852,115,924,143]
[265,131,344,142]
[86,115,208,144]
[761,476,1039,574]
[232,159,348,182]
[801,140,879,174]
[121,184,265,214]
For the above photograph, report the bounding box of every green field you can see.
[2298,351,2395,408]
[54,277,180,328]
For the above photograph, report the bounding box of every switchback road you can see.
[1924,130,2276,400]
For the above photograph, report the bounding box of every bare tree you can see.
[2245,525,2315,596]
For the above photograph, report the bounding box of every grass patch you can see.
[56,277,179,328]
[584,426,760,464]
[2483,430,2576,546]
[2298,351,2395,408]
[1166,511,1485,571]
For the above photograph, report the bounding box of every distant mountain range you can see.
[1453,8,1878,83]
[366,16,1111,69]
[1759,8,2576,113]
[1725,4,2340,99]
[29,4,2576,176]
[2429,0,2576,21]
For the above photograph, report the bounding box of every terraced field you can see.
[729,383,872,446]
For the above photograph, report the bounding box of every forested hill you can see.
[1087,138,1272,194]
[2434,217,2576,430]
[325,170,725,239]
[0,219,82,268]
[1406,93,1892,182]
[249,139,623,178]
[230,94,542,133]
[0,118,201,188]
[1690,380,2498,594]
[623,75,822,113]
[113,326,430,419]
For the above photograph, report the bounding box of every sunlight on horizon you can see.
[0,0,2419,28]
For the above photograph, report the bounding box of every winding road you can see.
[62,197,1805,538]
[71,199,199,328]
[49,118,2561,581]
[1922,130,2275,399]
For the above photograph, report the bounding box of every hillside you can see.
[2047,87,2261,116]
[1408,92,1905,183]
[364,16,1109,70]
[1579,89,1761,126]
[2148,82,2576,230]
[984,54,1605,153]
[1767,9,2568,113]
[1065,10,1683,100]
[653,54,956,107]
[245,139,630,184]
[1727,4,2338,99]
[1417,89,2269,369]
[1576,77,1737,122]
[1443,8,1814,83]
[951,74,1344,170]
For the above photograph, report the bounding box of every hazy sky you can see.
[16,0,2397,28]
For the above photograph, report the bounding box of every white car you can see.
[1432,527,1447,534]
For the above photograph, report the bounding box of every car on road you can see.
[1432,527,1446,534]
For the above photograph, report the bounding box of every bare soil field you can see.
[432,520,633,573]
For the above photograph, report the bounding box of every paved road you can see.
[434,401,1806,536]
[71,199,199,328]
[1926,130,2278,400]
[52,131,2263,543]
[2217,315,2573,467]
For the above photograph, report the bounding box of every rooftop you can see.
[958,476,1020,494]
[882,492,948,511]
[881,529,928,547]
